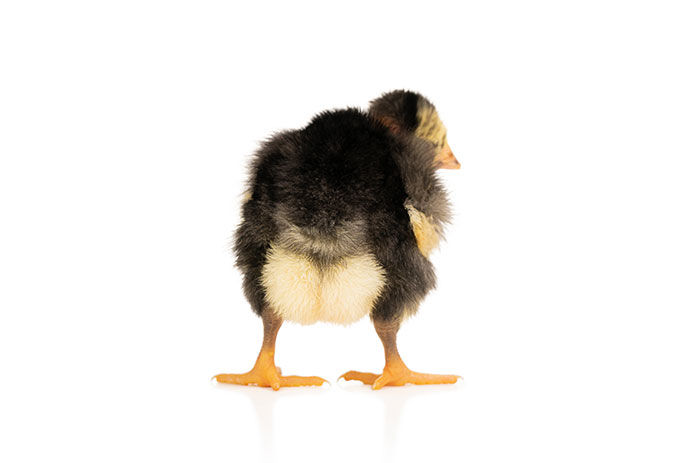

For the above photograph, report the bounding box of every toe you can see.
[404,372,461,386]
[372,370,461,389]
[280,375,327,387]
[214,373,250,385]
[372,374,389,390]
[339,371,380,385]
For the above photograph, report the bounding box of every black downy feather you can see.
[233,92,450,322]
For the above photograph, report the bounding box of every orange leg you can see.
[214,311,327,390]
[340,319,460,390]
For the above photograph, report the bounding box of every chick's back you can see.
[275,109,404,231]
[237,109,434,324]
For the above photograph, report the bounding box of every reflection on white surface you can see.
[338,380,462,461]
[213,380,463,463]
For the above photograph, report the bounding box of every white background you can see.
[1,1,693,462]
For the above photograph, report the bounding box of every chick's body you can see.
[216,91,459,390]
[236,108,449,326]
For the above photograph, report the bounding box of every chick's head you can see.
[369,90,460,170]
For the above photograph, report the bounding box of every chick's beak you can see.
[436,142,461,169]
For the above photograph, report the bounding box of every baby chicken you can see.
[215,90,460,390]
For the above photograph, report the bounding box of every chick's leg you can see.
[340,319,460,390]
[214,310,327,390]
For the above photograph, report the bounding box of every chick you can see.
[215,90,460,390]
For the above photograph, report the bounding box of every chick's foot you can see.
[214,351,326,390]
[339,361,460,390]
